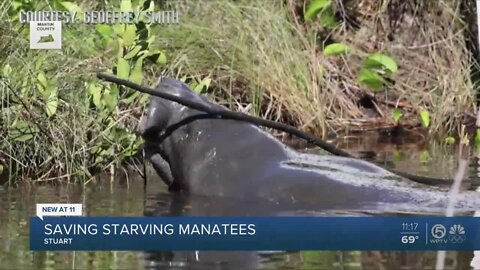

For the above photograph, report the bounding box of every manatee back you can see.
[156,78,212,107]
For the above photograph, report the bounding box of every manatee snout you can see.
[137,96,173,140]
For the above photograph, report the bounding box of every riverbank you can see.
[0,0,477,182]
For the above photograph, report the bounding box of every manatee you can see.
[138,78,480,213]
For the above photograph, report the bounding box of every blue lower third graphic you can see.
[29,217,480,251]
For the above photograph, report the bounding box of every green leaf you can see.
[193,84,202,93]
[122,25,137,47]
[139,93,149,104]
[147,35,155,46]
[45,94,58,117]
[362,53,398,74]
[444,136,455,145]
[42,83,56,102]
[392,108,403,124]
[146,0,155,12]
[103,88,118,111]
[123,140,142,157]
[36,72,52,99]
[96,25,114,40]
[201,77,212,89]
[60,1,82,13]
[37,72,47,88]
[113,38,123,59]
[194,77,212,93]
[157,51,167,65]
[129,56,145,84]
[323,43,349,56]
[191,82,199,91]
[122,91,141,104]
[10,120,39,142]
[419,110,430,128]
[35,53,46,70]
[11,1,22,10]
[88,83,103,109]
[120,0,133,12]
[100,147,114,157]
[304,0,331,22]
[94,155,104,164]
[116,58,130,79]
[113,24,125,36]
[124,45,142,60]
[10,132,34,142]
[3,64,12,77]
[35,83,45,96]
[358,68,385,91]
[319,6,338,28]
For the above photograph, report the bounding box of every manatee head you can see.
[137,78,210,138]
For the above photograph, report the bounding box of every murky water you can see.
[1,132,479,269]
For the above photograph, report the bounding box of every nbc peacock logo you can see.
[448,224,466,244]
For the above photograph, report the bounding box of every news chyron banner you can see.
[30,203,480,251]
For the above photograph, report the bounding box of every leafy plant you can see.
[179,75,213,94]
[305,0,331,22]
[358,53,397,91]
[361,53,398,74]
[9,120,39,142]
[392,108,403,124]
[304,0,337,28]
[36,71,59,117]
[59,1,83,15]
[323,43,349,56]
[419,109,430,128]
[193,77,213,93]
[306,0,399,126]
[357,68,386,91]
[7,0,35,20]
[1,53,57,145]
[82,0,168,167]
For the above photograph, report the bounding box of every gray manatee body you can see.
[139,78,480,213]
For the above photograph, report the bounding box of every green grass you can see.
[154,0,475,134]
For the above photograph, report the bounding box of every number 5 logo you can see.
[431,224,446,239]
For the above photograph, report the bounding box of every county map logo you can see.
[29,21,62,49]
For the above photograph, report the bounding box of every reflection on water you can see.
[0,133,479,269]
[0,179,476,269]
[319,131,474,185]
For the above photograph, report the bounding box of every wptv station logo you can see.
[430,223,467,244]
